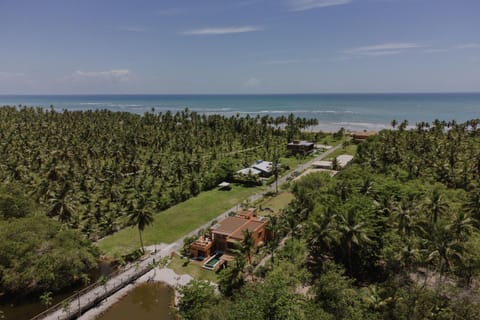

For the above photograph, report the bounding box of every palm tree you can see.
[427,227,464,285]
[335,180,352,202]
[241,229,255,264]
[332,157,340,171]
[394,242,421,274]
[266,216,281,265]
[307,209,337,272]
[423,187,449,225]
[464,189,480,223]
[359,177,374,196]
[392,201,423,239]
[445,211,473,241]
[48,184,77,225]
[391,119,398,129]
[336,208,372,275]
[272,155,281,194]
[280,207,303,239]
[127,197,154,254]
[218,243,246,296]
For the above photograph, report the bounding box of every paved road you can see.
[172,143,342,250]
[38,144,342,320]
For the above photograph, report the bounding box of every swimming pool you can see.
[203,253,223,270]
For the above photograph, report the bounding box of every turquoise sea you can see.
[1,93,479,131]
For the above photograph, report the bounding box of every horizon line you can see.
[1,91,480,96]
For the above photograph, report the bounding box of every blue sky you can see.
[0,0,479,94]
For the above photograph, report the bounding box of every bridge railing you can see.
[30,253,157,320]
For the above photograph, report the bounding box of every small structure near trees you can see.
[218,182,231,191]
[287,140,314,155]
[351,131,377,143]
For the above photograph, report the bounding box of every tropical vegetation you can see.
[179,119,480,320]
[0,106,317,297]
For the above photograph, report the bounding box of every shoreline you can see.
[1,103,392,133]
[308,122,389,133]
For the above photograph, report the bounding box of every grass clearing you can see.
[325,144,358,160]
[167,256,218,282]
[98,184,264,258]
[258,192,295,215]
[281,154,315,172]
[317,133,349,146]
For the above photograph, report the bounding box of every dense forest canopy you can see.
[179,119,480,320]
[0,106,318,296]
[0,185,98,297]
[0,106,317,239]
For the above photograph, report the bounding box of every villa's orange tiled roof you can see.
[211,215,266,240]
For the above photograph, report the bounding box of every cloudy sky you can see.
[0,0,479,94]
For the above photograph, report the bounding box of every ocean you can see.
[1,93,479,131]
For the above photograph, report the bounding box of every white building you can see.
[336,155,354,168]
[312,160,333,169]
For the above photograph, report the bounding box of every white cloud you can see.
[0,72,25,80]
[243,77,261,87]
[455,43,480,49]
[182,26,262,36]
[71,69,131,82]
[343,42,426,56]
[288,0,351,11]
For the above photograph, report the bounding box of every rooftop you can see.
[211,215,266,239]
[211,216,251,236]
[288,140,314,146]
[351,131,377,138]
[336,154,354,168]
[252,160,273,173]
[236,167,262,175]
[312,160,333,168]
[230,220,265,241]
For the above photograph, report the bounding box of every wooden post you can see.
[77,290,81,318]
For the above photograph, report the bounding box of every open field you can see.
[324,144,358,160]
[167,256,218,282]
[98,184,265,258]
[280,154,316,173]
[317,134,349,146]
[258,192,295,215]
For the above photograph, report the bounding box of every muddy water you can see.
[96,282,175,320]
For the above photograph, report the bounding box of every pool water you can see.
[203,253,223,270]
[205,257,220,267]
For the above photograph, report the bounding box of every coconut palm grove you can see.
[1,104,480,319]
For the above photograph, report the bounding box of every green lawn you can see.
[280,154,315,172]
[168,256,218,282]
[258,192,295,215]
[325,144,358,160]
[98,184,264,258]
[317,133,349,146]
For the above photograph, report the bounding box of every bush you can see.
[122,249,143,263]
